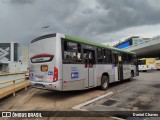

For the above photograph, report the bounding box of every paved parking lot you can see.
[85,70,160,112]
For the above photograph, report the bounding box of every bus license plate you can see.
[36,77,42,81]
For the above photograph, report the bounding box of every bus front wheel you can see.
[101,75,109,90]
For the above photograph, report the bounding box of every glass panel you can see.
[63,41,82,63]
[138,60,146,65]
[68,42,78,51]
[97,48,103,63]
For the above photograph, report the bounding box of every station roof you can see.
[124,36,160,58]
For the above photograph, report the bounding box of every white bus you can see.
[138,58,156,72]
[29,33,139,91]
[156,59,160,70]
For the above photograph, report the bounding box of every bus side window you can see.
[89,51,95,67]
[104,49,112,63]
[83,52,87,63]
[133,56,138,66]
[122,53,128,63]
[97,48,103,63]
[122,54,133,64]
[113,53,118,65]
[128,54,133,64]
[64,51,70,61]
[76,54,81,62]
[64,41,68,51]
[63,41,82,63]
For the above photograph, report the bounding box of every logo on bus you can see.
[71,72,79,79]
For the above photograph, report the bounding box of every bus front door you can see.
[113,53,118,81]
[113,53,123,81]
[83,49,95,88]
[118,55,123,80]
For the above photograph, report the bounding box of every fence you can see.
[0,73,29,99]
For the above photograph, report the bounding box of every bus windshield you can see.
[138,60,146,65]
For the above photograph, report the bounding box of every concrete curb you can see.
[72,91,126,120]
[110,117,125,120]
[72,91,114,111]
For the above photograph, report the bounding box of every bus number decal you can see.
[71,72,79,79]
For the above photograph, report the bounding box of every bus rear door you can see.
[83,49,95,88]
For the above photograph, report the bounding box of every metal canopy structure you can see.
[124,36,160,58]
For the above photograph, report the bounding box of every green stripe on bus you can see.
[65,35,135,55]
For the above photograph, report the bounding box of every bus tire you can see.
[130,71,134,81]
[101,75,109,90]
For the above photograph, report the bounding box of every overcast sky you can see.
[1,0,160,47]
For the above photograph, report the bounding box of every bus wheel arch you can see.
[100,73,109,90]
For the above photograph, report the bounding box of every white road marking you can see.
[72,92,114,111]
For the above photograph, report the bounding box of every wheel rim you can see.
[102,79,108,88]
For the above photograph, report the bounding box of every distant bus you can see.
[29,33,139,91]
[156,59,160,70]
[138,58,156,72]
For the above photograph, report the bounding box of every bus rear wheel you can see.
[130,71,134,81]
[101,75,109,90]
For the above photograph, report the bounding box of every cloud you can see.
[94,0,160,33]
[1,0,36,5]
[0,0,160,47]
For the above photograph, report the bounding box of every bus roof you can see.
[65,35,136,55]
[31,33,136,55]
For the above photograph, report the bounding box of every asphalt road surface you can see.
[84,70,160,120]
[86,70,160,111]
